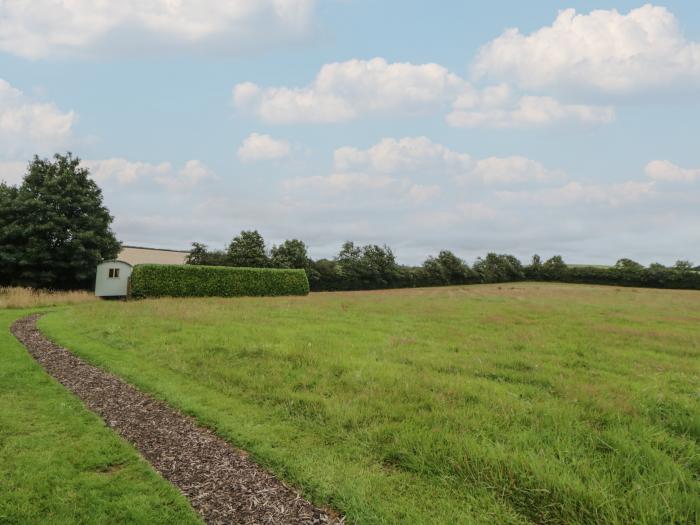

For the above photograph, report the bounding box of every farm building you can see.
[96,246,188,297]
[118,245,188,266]
[95,260,133,297]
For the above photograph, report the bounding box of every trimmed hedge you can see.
[129,264,309,298]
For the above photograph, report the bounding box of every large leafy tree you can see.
[335,241,400,289]
[270,239,310,270]
[360,244,399,288]
[421,256,449,285]
[227,230,269,267]
[435,250,475,284]
[0,153,120,289]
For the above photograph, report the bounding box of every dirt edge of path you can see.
[11,314,343,525]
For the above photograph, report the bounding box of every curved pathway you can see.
[11,314,342,525]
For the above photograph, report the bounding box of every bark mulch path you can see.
[11,314,343,525]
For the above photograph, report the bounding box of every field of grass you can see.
[40,283,700,524]
[0,286,96,309]
[0,309,201,524]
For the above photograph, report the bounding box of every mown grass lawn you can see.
[41,283,700,524]
[0,309,201,525]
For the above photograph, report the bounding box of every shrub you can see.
[130,264,309,299]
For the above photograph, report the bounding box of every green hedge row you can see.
[129,264,309,298]
[553,266,700,290]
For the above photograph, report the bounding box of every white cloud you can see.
[85,158,171,185]
[238,132,291,162]
[281,136,566,213]
[0,78,75,158]
[645,160,700,182]
[4,156,216,192]
[0,160,26,185]
[234,58,615,128]
[0,0,316,59]
[496,180,656,207]
[282,172,397,194]
[334,136,472,174]
[281,171,443,206]
[467,156,564,185]
[406,184,441,203]
[155,160,217,191]
[83,158,216,191]
[472,4,700,94]
[416,202,499,228]
[447,95,614,128]
[233,57,466,124]
[333,136,561,186]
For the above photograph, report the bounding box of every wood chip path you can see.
[11,314,343,525]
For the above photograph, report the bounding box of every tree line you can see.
[186,231,700,292]
[1,153,698,292]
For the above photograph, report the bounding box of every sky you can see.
[1,1,699,265]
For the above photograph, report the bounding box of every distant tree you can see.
[335,241,364,288]
[334,241,400,289]
[673,260,694,272]
[527,254,543,279]
[473,254,498,283]
[613,258,645,284]
[0,153,119,289]
[503,255,525,280]
[227,230,269,268]
[435,250,474,284]
[361,244,399,287]
[186,242,208,265]
[308,258,342,291]
[186,243,229,266]
[473,253,524,283]
[648,263,667,271]
[421,256,449,285]
[271,239,310,270]
[541,255,567,280]
[615,258,644,271]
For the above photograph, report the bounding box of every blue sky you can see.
[1,1,699,265]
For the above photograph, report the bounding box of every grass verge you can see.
[0,309,201,524]
[40,283,700,524]
[0,287,96,309]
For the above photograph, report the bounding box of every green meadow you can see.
[0,309,201,524]
[36,283,699,525]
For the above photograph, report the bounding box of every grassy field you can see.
[39,283,700,524]
[0,287,96,309]
[0,309,201,524]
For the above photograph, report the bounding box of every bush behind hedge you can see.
[130,264,309,298]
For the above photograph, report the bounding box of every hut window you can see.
[108,268,120,278]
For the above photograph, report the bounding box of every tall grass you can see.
[0,287,96,309]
